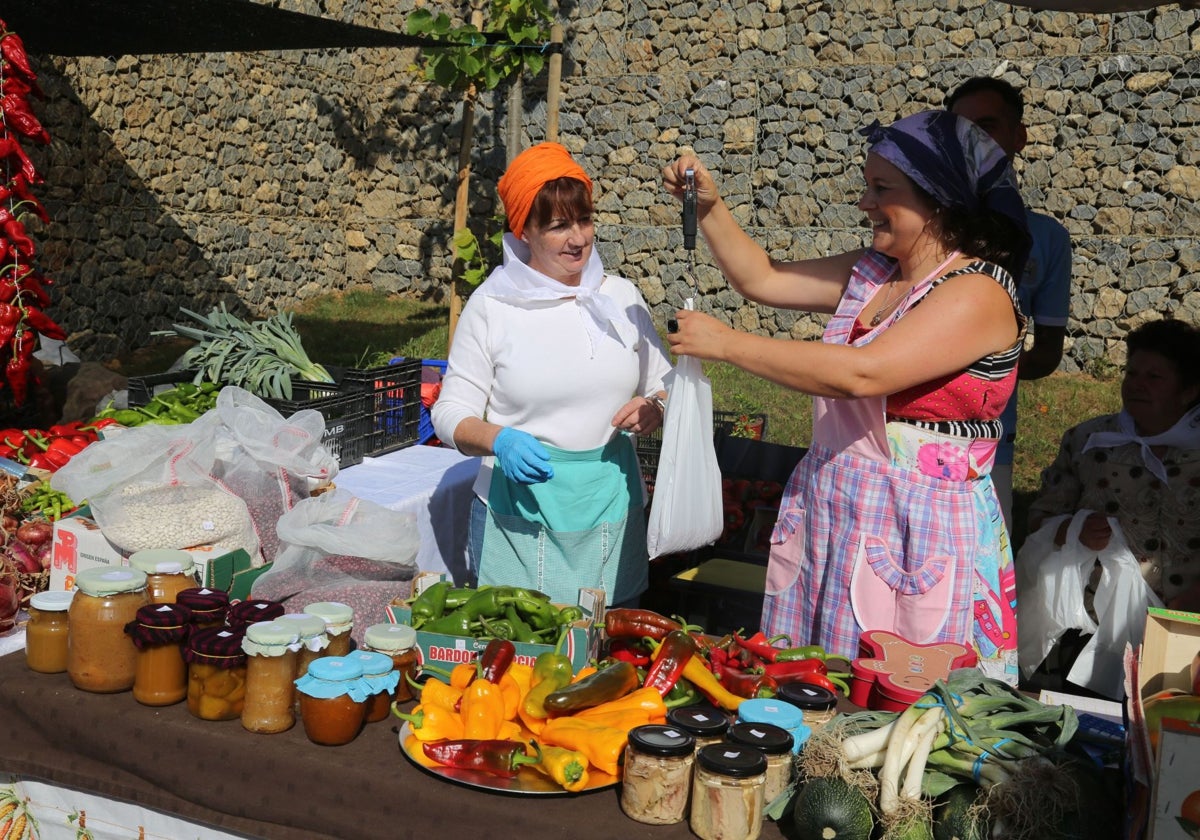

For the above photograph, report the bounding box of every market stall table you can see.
[0,652,790,840]
[334,444,480,584]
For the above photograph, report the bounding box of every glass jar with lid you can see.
[690,744,768,840]
[126,602,192,706]
[275,612,329,682]
[296,655,370,746]
[620,724,695,825]
[348,650,399,723]
[361,622,418,703]
[775,683,839,732]
[226,599,285,632]
[67,567,150,693]
[127,549,197,604]
[725,721,795,807]
[241,619,301,734]
[184,626,248,721]
[667,704,730,752]
[26,590,74,674]
[736,698,811,756]
[176,587,230,629]
[301,601,353,657]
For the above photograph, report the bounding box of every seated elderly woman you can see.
[1027,317,1200,611]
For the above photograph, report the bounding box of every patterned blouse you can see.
[1027,412,1200,606]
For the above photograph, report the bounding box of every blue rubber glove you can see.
[492,427,555,485]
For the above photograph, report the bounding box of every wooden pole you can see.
[447,9,485,351]
[546,24,562,143]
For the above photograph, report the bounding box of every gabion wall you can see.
[26,0,1200,370]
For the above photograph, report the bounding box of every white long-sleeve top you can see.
[432,243,672,499]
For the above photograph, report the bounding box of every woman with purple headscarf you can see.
[663,110,1030,683]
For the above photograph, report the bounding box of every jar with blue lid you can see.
[295,655,370,745]
[348,650,399,723]
[736,697,811,754]
[726,721,795,807]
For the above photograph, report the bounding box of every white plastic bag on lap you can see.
[645,346,723,558]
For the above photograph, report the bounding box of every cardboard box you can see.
[385,572,604,674]
[49,516,127,591]
[1149,718,1200,840]
[182,546,269,601]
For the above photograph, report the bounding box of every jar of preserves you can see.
[349,650,399,723]
[275,612,329,683]
[667,704,730,752]
[296,656,370,746]
[690,744,768,840]
[126,602,192,706]
[25,590,74,674]
[67,567,150,693]
[725,722,795,806]
[184,626,248,721]
[736,698,810,756]
[775,683,838,732]
[127,549,197,604]
[241,619,301,734]
[361,622,418,703]
[226,599,285,632]
[620,724,695,825]
[301,601,353,657]
[176,587,230,629]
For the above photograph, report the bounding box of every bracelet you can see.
[646,395,666,415]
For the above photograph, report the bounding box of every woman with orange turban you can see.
[431,142,672,606]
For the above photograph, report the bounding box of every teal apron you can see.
[479,434,647,605]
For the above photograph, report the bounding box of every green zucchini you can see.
[792,775,874,840]
[933,784,989,840]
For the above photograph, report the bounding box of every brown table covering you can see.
[0,651,790,839]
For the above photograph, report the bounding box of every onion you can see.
[6,540,41,575]
[35,538,52,571]
[16,520,52,547]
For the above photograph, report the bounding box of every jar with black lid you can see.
[690,744,768,840]
[726,721,795,806]
[620,724,695,824]
[126,602,193,706]
[226,599,286,632]
[667,704,730,752]
[176,587,230,629]
[775,683,839,731]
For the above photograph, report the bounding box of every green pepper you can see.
[444,586,479,611]
[112,408,147,426]
[555,606,584,626]
[504,605,539,644]
[419,607,471,636]
[462,587,511,621]
[542,660,640,714]
[512,592,560,630]
[478,616,516,641]
[775,645,828,663]
[168,402,202,422]
[664,677,700,709]
[409,581,450,626]
[521,631,574,719]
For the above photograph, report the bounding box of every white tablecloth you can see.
[333,445,480,584]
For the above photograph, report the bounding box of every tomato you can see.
[1180,789,1200,826]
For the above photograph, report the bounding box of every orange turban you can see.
[497,142,593,240]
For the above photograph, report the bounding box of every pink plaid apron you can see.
[760,251,1019,684]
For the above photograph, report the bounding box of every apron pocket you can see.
[764,509,805,596]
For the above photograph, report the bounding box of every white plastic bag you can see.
[645,350,723,559]
[1015,509,1162,699]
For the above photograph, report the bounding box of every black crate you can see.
[637,410,769,484]
[264,382,371,468]
[127,369,202,407]
[340,358,423,457]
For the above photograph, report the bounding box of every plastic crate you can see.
[127,369,202,407]
[340,358,423,457]
[637,410,769,484]
[263,381,371,468]
[387,358,448,444]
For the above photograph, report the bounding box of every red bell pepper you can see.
[422,739,541,778]
[641,629,696,697]
[607,639,651,667]
[761,658,827,678]
[772,669,840,694]
[713,661,778,699]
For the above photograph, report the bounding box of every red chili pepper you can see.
[20,307,65,341]
[4,330,33,405]
[607,639,651,667]
[733,631,788,663]
[0,29,39,84]
[642,629,697,697]
[605,608,682,641]
[475,637,516,685]
[421,739,541,778]
[713,661,778,699]
[0,135,40,185]
[10,174,49,223]
[772,670,840,693]
[1,92,50,145]
[762,658,827,678]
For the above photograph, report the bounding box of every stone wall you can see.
[25,0,1200,369]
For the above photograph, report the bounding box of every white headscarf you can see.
[1082,404,1200,484]
[475,233,638,356]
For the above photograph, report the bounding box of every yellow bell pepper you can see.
[418,677,463,711]
[540,716,628,777]
[391,702,465,741]
[450,661,477,689]
[534,742,591,792]
[460,679,507,740]
[571,707,660,732]
[575,686,667,721]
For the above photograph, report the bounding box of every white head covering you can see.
[475,233,638,356]
[1082,404,1200,484]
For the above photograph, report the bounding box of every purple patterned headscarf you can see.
[860,110,1030,270]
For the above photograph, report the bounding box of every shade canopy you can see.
[2,0,502,56]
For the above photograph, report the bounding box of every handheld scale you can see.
[682,167,698,283]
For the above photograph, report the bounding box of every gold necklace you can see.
[869,279,907,327]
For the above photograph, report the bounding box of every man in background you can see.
[947,76,1073,535]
